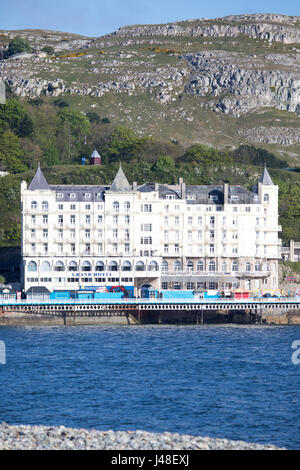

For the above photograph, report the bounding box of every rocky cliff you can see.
[0,14,299,153]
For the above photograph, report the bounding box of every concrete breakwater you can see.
[0,423,283,450]
[1,303,300,325]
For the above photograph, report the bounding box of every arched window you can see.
[31,201,37,211]
[28,261,37,272]
[246,262,251,272]
[264,194,269,203]
[197,261,203,272]
[135,261,145,271]
[81,261,91,272]
[95,261,105,272]
[161,260,168,273]
[54,261,65,272]
[148,261,158,271]
[232,261,238,272]
[113,201,119,213]
[174,260,181,273]
[187,261,194,272]
[122,261,132,271]
[208,260,216,272]
[68,261,78,272]
[42,201,48,211]
[41,261,51,272]
[108,261,118,271]
[124,201,130,212]
[255,261,261,272]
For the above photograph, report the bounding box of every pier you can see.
[1,298,300,325]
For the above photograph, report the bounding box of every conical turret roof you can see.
[28,163,49,190]
[110,164,131,192]
[259,165,274,186]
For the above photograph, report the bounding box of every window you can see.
[113,229,118,239]
[124,201,130,211]
[164,244,169,254]
[113,202,119,212]
[85,229,91,239]
[141,224,152,231]
[82,261,91,272]
[174,261,181,273]
[209,244,214,254]
[255,261,261,272]
[208,261,216,272]
[113,215,118,225]
[162,261,168,273]
[162,282,168,290]
[70,229,75,239]
[85,215,91,225]
[54,261,65,272]
[42,201,49,211]
[141,237,152,245]
[164,230,169,241]
[69,261,78,272]
[245,207,251,212]
[58,204,63,210]
[141,204,152,212]
[85,204,91,210]
[188,216,193,226]
[31,229,36,239]
[41,261,51,272]
[125,229,129,240]
[58,215,63,226]
[264,194,269,203]
[246,262,251,272]
[70,215,76,225]
[175,216,179,226]
[232,261,238,272]
[31,201,37,211]
[31,215,36,225]
[174,244,179,254]
[70,204,76,210]
[97,215,103,224]
[95,261,105,272]
[28,261,37,272]
[164,216,168,226]
[135,261,145,271]
[187,261,194,272]
[210,216,215,227]
[125,215,130,225]
[122,261,132,272]
[43,229,48,239]
[97,230,103,240]
[197,261,203,272]
[222,261,227,272]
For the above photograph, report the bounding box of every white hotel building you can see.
[21,164,281,296]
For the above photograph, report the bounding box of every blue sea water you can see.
[0,324,299,449]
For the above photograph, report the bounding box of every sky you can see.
[1,0,299,37]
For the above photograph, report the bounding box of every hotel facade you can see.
[21,164,281,297]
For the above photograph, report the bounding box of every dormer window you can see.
[57,193,63,199]
[187,195,195,201]
[69,193,76,199]
[166,195,176,200]
[210,195,218,201]
[231,195,238,201]
[84,193,91,199]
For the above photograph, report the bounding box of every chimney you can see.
[154,183,159,191]
[224,183,229,204]
[179,177,186,199]
[133,181,137,191]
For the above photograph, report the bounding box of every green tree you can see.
[0,129,27,172]
[58,108,91,162]
[107,126,142,162]
[6,37,31,57]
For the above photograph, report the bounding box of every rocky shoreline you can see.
[0,423,284,450]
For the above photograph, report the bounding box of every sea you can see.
[0,324,299,449]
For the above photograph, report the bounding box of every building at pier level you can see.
[20,164,281,297]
